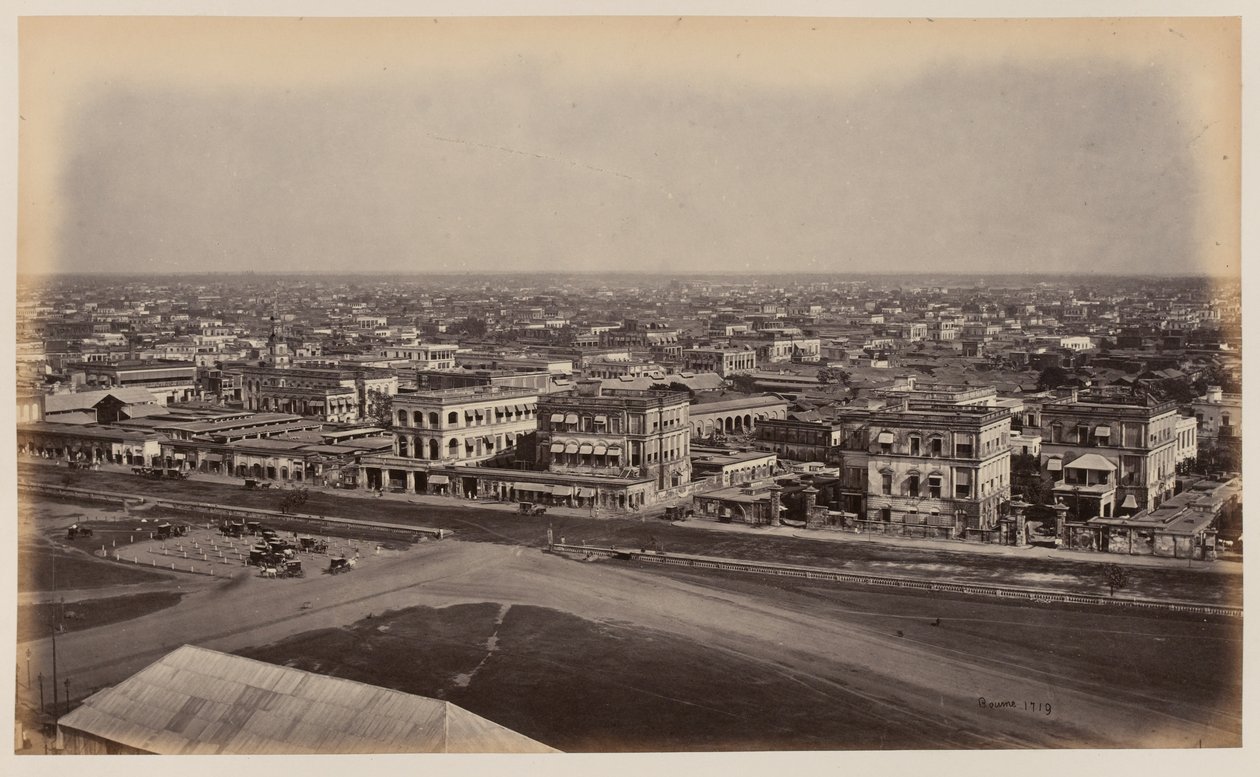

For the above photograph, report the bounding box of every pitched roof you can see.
[58,645,558,754]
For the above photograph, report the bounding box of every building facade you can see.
[1038,394,1178,515]
[866,403,1013,540]
[536,383,692,492]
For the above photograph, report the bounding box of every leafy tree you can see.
[1102,563,1130,597]
[1036,365,1072,391]
[453,317,488,338]
[366,388,394,428]
[279,486,309,515]
[1010,453,1055,506]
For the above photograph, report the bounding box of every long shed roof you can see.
[58,645,558,754]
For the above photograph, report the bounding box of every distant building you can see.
[1192,385,1241,443]
[67,360,198,405]
[681,347,757,377]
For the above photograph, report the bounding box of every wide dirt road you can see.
[20,540,1240,750]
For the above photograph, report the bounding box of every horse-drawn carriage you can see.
[155,522,188,540]
[66,524,93,540]
[518,501,548,516]
[299,536,329,554]
[281,559,304,578]
[327,557,356,575]
[220,520,246,538]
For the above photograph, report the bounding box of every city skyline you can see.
[19,16,1240,278]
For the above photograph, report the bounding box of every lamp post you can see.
[25,647,31,689]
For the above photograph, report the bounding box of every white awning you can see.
[1094,426,1111,438]
[577,487,596,498]
[956,470,971,485]
[552,485,575,497]
[564,442,580,454]
[428,474,449,485]
[607,446,623,457]
[593,444,608,456]
[1047,458,1063,471]
[594,415,607,424]
[565,413,579,424]
[550,413,564,423]
[514,482,547,492]
[578,444,594,455]
[877,431,894,444]
[1121,494,1139,509]
[550,442,565,453]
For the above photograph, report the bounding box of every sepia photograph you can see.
[4,1,1253,770]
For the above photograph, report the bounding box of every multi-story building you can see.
[378,343,459,370]
[238,365,397,423]
[866,402,1013,540]
[1175,415,1198,468]
[1038,393,1179,517]
[68,360,199,405]
[729,331,822,363]
[536,382,691,492]
[1192,386,1241,444]
[681,347,757,378]
[389,385,539,464]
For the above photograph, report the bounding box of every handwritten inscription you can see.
[978,697,1053,716]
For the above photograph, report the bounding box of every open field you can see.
[236,555,1241,751]
[17,592,184,643]
[19,463,1242,604]
[15,532,1237,751]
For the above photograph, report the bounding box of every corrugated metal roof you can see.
[58,645,558,754]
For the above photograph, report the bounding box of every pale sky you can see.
[18,16,1241,277]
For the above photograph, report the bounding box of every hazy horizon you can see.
[19,17,1241,278]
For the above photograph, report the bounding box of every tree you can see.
[453,317,488,338]
[1010,453,1054,506]
[1036,365,1071,391]
[365,389,393,428]
[279,486,309,515]
[1102,563,1130,597]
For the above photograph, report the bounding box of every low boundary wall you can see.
[553,544,1241,618]
[20,481,448,542]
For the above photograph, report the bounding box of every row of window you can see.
[397,406,535,428]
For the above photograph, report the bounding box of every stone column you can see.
[1053,500,1070,546]
[1008,498,1030,548]
[768,485,783,527]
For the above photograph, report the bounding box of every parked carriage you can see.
[327,557,354,575]
[282,559,304,578]
[220,521,245,538]
[298,536,329,554]
[156,522,174,540]
[518,502,547,516]
[66,524,93,540]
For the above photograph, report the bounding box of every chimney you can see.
[576,378,602,397]
[1207,385,1223,402]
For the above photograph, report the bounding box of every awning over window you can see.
[607,446,623,457]
[1121,494,1139,509]
[577,487,596,498]
[1094,426,1111,438]
[482,436,494,446]
[594,415,607,424]
[565,413,579,424]
[877,431,894,444]
[1047,457,1063,471]
[475,409,485,419]
[593,444,608,456]
[928,473,943,482]
[428,474,449,485]
[578,444,594,455]
[514,482,547,492]
[549,442,565,453]
[956,470,971,485]
[550,413,564,423]
[552,485,575,497]
[564,442,580,454]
